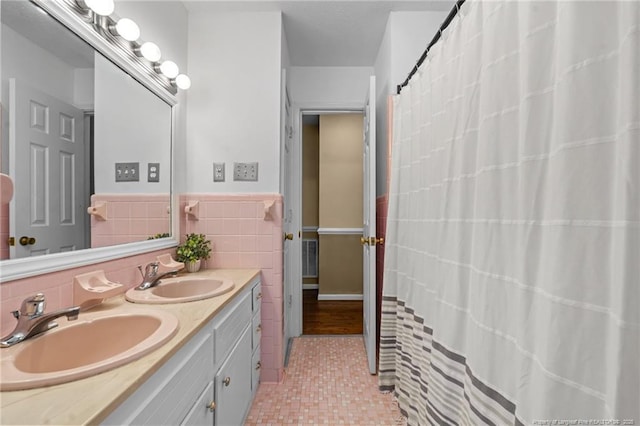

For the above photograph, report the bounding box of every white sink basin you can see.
[0,309,179,391]
[125,276,234,304]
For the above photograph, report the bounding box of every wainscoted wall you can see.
[90,194,171,248]
[179,193,284,383]
[0,248,174,337]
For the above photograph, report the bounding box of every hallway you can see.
[245,336,401,425]
[302,290,363,335]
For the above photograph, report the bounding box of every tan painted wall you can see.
[318,234,363,294]
[318,114,363,295]
[318,114,363,228]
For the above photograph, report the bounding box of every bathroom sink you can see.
[125,276,234,304]
[0,309,178,391]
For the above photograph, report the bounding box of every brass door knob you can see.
[223,376,231,386]
[360,237,369,246]
[369,237,384,246]
[19,236,36,246]
[284,233,293,241]
[207,401,216,412]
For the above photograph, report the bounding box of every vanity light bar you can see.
[74,0,190,90]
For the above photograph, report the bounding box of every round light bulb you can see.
[159,60,179,79]
[140,42,161,62]
[84,0,114,16]
[175,74,191,90]
[115,18,140,42]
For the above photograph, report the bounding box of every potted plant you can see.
[175,233,212,272]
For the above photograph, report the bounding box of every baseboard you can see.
[302,283,319,290]
[317,294,363,301]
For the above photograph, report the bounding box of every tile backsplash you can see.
[0,192,285,384]
[179,193,284,383]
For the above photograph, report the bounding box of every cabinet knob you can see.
[256,292,262,300]
[255,361,261,370]
[223,376,231,386]
[256,324,262,333]
[207,401,216,412]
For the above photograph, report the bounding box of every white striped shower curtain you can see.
[379,1,639,425]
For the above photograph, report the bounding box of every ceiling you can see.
[183,1,455,66]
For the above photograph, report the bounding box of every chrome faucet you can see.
[135,261,178,291]
[0,293,80,348]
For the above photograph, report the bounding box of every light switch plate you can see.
[213,163,225,182]
[233,162,258,181]
[148,163,160,182]
[115,162,139,182]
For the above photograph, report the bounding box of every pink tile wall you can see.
[375,98,393,352]
[376,194,388,353]
[90,194,171,248]
[0,202,8,260]
[0,248,174,338]
[180,193,284,383]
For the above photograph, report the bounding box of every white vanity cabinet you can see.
[251,283,262,396]
[102,277,261,426]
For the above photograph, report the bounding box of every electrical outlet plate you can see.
[148,163,160,182]
[213,163,225,182]
[115,162,140,182]
[233,162,258,181]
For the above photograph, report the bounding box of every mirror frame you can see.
[1,0,178,282]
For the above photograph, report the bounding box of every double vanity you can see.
[0,268,262,425]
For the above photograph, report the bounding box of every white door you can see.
[281,71,299,356]
[9,79,86,258]
[362,76,377,374]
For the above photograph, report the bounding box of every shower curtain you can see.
[379,1,639,425]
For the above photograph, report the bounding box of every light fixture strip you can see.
[73,0,189,90]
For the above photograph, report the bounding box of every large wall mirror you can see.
[1,0,178,281]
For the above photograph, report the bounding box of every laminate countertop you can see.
[0,268,260,425]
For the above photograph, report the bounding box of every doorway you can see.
[301,113,364,335]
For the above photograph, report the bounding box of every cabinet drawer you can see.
[215,326,252,426]
[252,283,262,313]
[214,293,251,364]
[252,308,261,351]
[104,332,214,425]
[251,345,261,394]
[180,381,214,426]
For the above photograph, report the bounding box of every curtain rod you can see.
[396,0,466,95]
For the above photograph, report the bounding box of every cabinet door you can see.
[252,308,261,351]
[181,381,214,426]
[251,346,261,395]
[215,326,252,426]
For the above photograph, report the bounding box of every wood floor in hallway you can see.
[302,289,363,335]
[245,336,401,425]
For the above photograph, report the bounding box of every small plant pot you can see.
[185,259,202,273]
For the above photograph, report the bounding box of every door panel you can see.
[363,76,377,374]
[9,79,86,258]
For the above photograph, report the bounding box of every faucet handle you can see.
[145,262,159,275]
[19,293,46,318]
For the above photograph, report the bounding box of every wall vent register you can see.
[302,239,318,278]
